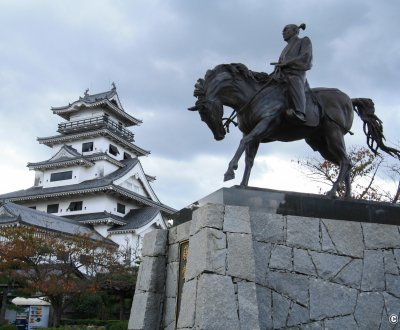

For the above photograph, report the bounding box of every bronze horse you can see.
[189,63,400,197]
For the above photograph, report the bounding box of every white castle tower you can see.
[0,84,175,254]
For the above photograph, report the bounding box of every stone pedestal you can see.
[129,186,400,330]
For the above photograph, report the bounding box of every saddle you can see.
[283,85,322,127]
[302,90,321,127]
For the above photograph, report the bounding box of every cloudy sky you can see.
[1,0,400,209]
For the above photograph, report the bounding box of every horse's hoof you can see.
[224,171,235,182]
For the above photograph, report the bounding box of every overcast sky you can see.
[1,0,400,209]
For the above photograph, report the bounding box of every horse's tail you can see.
[351,98,400,158]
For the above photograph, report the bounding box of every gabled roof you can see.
[51,84,142,127]
[28,145,95,169]
[64,211,127,226]
[0,202,109,242]
[0,158,176,215]
[37,128,150,157]
[108,207,160,233]
[27,150,123,170]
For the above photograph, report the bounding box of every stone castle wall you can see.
[129,203,400,329]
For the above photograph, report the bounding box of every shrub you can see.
[0,325,17,330]
[61,319,107,326]
[107,320,128,330]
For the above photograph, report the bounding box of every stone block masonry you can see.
[128,229,168,330]
[129,201,400,329]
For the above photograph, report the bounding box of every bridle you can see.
[222,78,277,133]
[222,112,238,133]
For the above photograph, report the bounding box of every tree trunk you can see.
[119,293,124,320]
[50,298,63,328]
[0,284,10,323]
[392,181,400,203]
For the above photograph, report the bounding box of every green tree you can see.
[0,227,120,327]
[97,263,138,320]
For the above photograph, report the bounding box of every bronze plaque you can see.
[176,240,189,325]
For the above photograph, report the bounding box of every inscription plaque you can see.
[175,240,189,325]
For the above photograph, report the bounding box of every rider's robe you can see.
[273,36,313,115]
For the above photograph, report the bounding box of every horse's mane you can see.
[207,63,270,83]
[194,63,270,98]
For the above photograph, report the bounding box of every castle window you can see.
[68,201,83,211]
[124,152,132,160]
[50,171,72,182]
[109,144,120,156]
[82,142,93,152]
[29,206,36,210]
[47,204,59,213]
[117,203,126,214]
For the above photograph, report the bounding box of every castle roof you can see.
[64,211,127,226]
[37,128,150,157]
[51,85,141,127]
[109,207,160,233]
[0,158,176,215]
[27,150,123,170]
[65,207,162,233]
[0,202,110,242]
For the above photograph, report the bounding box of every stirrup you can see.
[286,109,306,123]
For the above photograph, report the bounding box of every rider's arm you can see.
[280,37,313,71]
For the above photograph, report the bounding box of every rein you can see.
[222,78,277,133]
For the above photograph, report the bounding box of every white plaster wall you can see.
[115,161,158,201]
[20,194,141,217]
[38,159,120,188]
[119,175,147,196]
[68,107,124,125]
[34,171,44,187]
[93,224,113,237]
[110,232,140,250]
[41,165,81,188]
[52,136,135,163]
[69,108,104,121]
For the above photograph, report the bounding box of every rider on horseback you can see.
[271,23,313,123]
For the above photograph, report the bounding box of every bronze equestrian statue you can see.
[188,24,400,197]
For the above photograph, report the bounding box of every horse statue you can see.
[188,63,400,197]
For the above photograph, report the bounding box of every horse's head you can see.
[188,77,226,141]
[188,64,270,140]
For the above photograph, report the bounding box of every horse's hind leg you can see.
[344,168,352,197]
[332,156,352,197]
[306,127,352,197]
[240,141,260,186]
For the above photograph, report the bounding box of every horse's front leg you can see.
[224,116,273,182]
[240,141,260,186]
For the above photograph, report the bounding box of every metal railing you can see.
[58,116,134,141]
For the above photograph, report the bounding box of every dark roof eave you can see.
[0,217,113,244]
[15,219,110,243]
[27,158,94,170]
[51,100,142,126]
[27,153,124,170]
[2,184,176,214]
[80,219,127,226]
[37,129,150,156]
